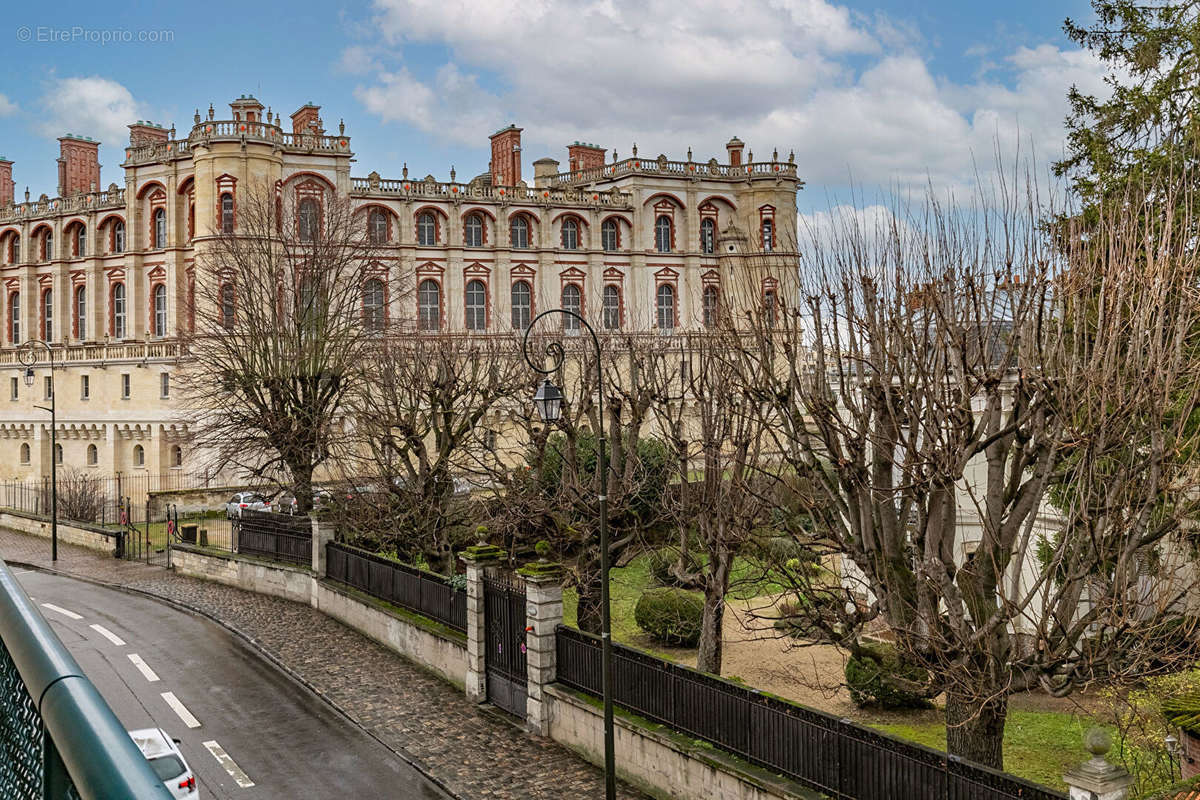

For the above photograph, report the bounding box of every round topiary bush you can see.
[844,642,933,710]
[646,547,701,587]
[634,587,704,647]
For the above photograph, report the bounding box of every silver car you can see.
[225,491,271,518]
[129,728,198,798]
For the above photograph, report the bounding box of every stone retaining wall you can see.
[0,510,115,553]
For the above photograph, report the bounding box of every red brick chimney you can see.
[128,120,169,147]
[726,136,745,167]
[489,124,522,186]
[0,158,13,206]
[290,103,324,135]
[58,135,101,197]
[566,142,605,173]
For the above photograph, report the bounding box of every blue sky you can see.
[0,0,1101,214]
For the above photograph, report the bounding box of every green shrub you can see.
[844,642,933,709]
[647,547,701,587]
[634,587,704,646]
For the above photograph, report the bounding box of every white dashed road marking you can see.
[161,692,201,729]
[127,654,160,683]
[40,603,82,620]
[203,740,255,788]
[89,624,126,646]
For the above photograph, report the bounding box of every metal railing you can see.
[0,557,172,799]
[556,626,1065,800]
[234,511,312,566]
[325,542,466,632]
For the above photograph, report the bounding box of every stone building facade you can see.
[0,95,801,480]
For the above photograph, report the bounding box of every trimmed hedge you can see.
[634,587,704,647]
[844,642,933,710]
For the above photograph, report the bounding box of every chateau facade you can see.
[0,95,801,480]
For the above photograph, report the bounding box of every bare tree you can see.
[727,173,1200,769]
[182,184,387,511]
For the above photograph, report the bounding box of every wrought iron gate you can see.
[483,575,527,719]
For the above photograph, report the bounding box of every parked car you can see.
[128,728,198,798]
[225,491,271,519]
[278,488,333,514]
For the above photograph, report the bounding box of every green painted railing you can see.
[0,558,173,799]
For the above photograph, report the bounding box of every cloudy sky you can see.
[0,0,1105,213]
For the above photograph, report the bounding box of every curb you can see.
[7,557,465,800]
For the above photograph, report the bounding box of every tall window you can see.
[601,219,618,252]
[603,285,620,330]
[220,193,234,234]
[112,221,125,254]
[761,218,774,252]
[656,284,675,331]
[465,279,487,330]
[86,444,97,465]
[700,218,715,254]
[702,286,719,328]
[54,443,62,465]
[655,215,672,253]
[133,444,144,467]
[298,199,319,242]
[561,284,581,333]
[42,231,53,261]
[7,235,18,264]
[112,283,126,338]
[464,214,484,248]
[561,218,579,250]
[153,284,167,337]
[510,216,529,249]
[42,290,52,341]
[9,292,18,343]
[363,278,385,332]
[75,225,86,257]
[153,208,166,249]
[172,445,183,467]
[763,289,777,327]
[160,372,170,398]
[417,212,436,246]
[418,279,441,331]
[220,284,235,330]
[510,281,531,330]
[368,209,388,244]
[20,443,29,464]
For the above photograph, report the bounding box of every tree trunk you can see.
[576,559,604,634]
[945,690,1007,770]
[290,461,315,514]
[696,546,732,674]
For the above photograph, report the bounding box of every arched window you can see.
[153,284,168,337]
[42,290,52,341]
[42,230,53,261]
[75,225,86,257]
[8,235,19,264]
[655,215,672,253]
[656,284,675,331]
[417,279,441,331]
[153,208,166,249]
[603,285,621,330]
[464,214,484,248]
[510,281,531,330]
[298,198,319,241]
[703,286,719,328]
[86,444,98,466]
[561,218,579,250]
[220,193,234,234]
[220,284,235,330]
[561,284,582,333]
[54,443,62,465]
[368,209,388,244]
[75,286,86,340]
[112,221,125,254]
[465,279,487,330]
[700,218,715,254]
[19,443,29,464]
[510,216,529,249]
[363,278,385,332]
[172,445,183,468]
[112,283,126,339]
[763,289,777,327]
[417,212,436,246]
[601,219,618,252]
[133,444,145,467]
[9,292,19,343]
[761,218,773,252]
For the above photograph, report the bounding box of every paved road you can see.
[15,568,451,800]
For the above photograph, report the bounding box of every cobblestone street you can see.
[0,530,644,799]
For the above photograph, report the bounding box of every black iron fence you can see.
[235,511,312,566]
[325,542,466,633]
[556,627,1065,800]
[0,471,230,527]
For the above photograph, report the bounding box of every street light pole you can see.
[521,310,615,800]
[20,340,56,562]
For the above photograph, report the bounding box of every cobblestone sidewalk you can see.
[0,531,644,799]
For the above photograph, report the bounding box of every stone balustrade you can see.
[0,340,182,365]
[0,188,126,225]
[350,176,633,208]
[120,121,352,167]
[547,156,800,186]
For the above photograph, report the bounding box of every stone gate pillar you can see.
[519,557,563,736]
[460,543,505,703]
[1063,728,1132,800]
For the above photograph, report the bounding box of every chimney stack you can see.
[57,135,101,197]
[489,124,523,186]
[128,120,169,148]
[726,136,745,167]
[290,102,324,136]
[566,141,605,173]
[532,157,560,188]
[0,158,13,206]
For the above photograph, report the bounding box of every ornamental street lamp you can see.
[521,310,615,800]
[19,340,57,562]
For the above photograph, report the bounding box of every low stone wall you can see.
[148,485,247,517]
[0,510,116,553]
[545,685,819,800]
[171,545,311,605]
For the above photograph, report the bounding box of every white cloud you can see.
[37,77,144,146]
[354,63,500,145]
[0,94,17,117]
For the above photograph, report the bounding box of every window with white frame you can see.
[655,215,672,253]
[603,285,620,330]
[465,279,487,330]
[601,219,618,252]
[656,284,675,331]
[418,279,441,331]
[417,212,436,246]
[153,284,167,337]
[153,208,167,249]
[464,214,484,248]
[75,286,86,340]
[363,278,385,332]
[510,216,529,249]
[561,218,579,250]
[112,283,126,339]
[510,281,531,330]
[561,284,581,333]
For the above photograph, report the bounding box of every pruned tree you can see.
[727,172,1200,770]
[182,183,387,511]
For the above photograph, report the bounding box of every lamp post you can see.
[19,340,57,562]
[521,309,615,800]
